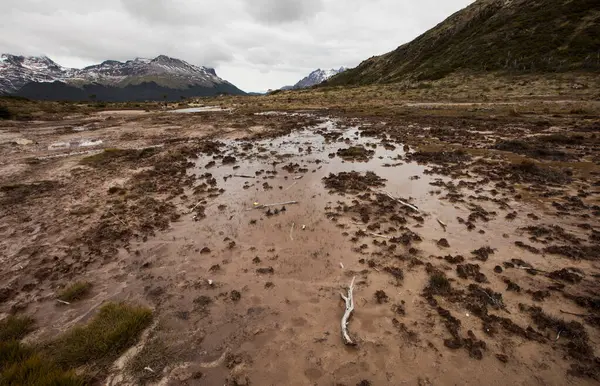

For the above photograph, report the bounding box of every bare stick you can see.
[367,231,392,239]
[245,201,299,211]
[379,190,420,213]
[437,218,447,230]
[108,210,128,227]
[560,309,590,318]
[57,299,71,305]
[188,201,203,214]
[515,266,548,274]
[340,276,357,345]
[290,222,295,241]
[285,181,298,191]
[233,174,255,179]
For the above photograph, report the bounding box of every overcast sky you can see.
[2,0,474,92]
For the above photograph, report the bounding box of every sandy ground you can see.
[1,105,599,385]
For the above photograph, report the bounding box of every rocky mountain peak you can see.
[0,54,241,96]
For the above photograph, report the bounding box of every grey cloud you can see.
[0,0,475,91]
[245,0,324,23]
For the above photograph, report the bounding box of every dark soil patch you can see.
[494,139,572,160]
[322,171,386,194]
[544,245,598,260]
[80,147,160,169]
[384,266,404,282]
[548,269,583,284]
[507,160,572,184]
[437,238,450,248]
[408,150,471,165]
[375,290,389,304]
[336,146,375,161]
[0,181,60,206]
[522,304,597,370]
[457,264,488,283]
[471,246,494,262]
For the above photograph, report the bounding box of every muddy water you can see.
[119,116,597,385]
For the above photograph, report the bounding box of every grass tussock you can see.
[0,315,83,385]
[80,148,158,168]
[57,282,92,303]
[428,272,452,295]
[1,303,152,384]
[127,337,171,384]
[0,315,35,342]
[0,350,83,386]
[46,302,153,368]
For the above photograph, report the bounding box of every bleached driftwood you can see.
[340,276,357,345]
[245,201,299,211]
[57,299,71,305]
[363,231,392,239]
[437,218,447,229]
[380,190,420,213]
[290,222,295,241]
[188,202,203,214]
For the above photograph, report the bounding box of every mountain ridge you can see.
[0,54,246,100]
[281,67,347,90]
[326,0,600,86]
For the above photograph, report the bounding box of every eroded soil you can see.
[1,104,599,385]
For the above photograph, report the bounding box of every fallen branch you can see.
[380,190,420,213]
[290,222,295,241]
[56,299,71,305]
[108,210,128,227]
[367,231,392,239]
[285,181,298,191]
[340,276,357,345]
[245,201,299,211]
[560,309,590,318]
[233,174,255,179]
[515,266,548,274]
[188,201,203,214]
[437,218,447,230]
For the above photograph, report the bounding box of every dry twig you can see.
[246,201,299,211]
[379,190,420,213]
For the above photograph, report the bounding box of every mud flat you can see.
[0,104,599,384]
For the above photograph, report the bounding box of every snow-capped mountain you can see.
[0,54,72,94]
[70,55,226,88]
[0,54,246,100]
[284,67,347,90]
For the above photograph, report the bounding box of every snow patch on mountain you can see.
[0,54,231,94]
[286,67,347,90]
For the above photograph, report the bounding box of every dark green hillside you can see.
[327,0,600,85]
